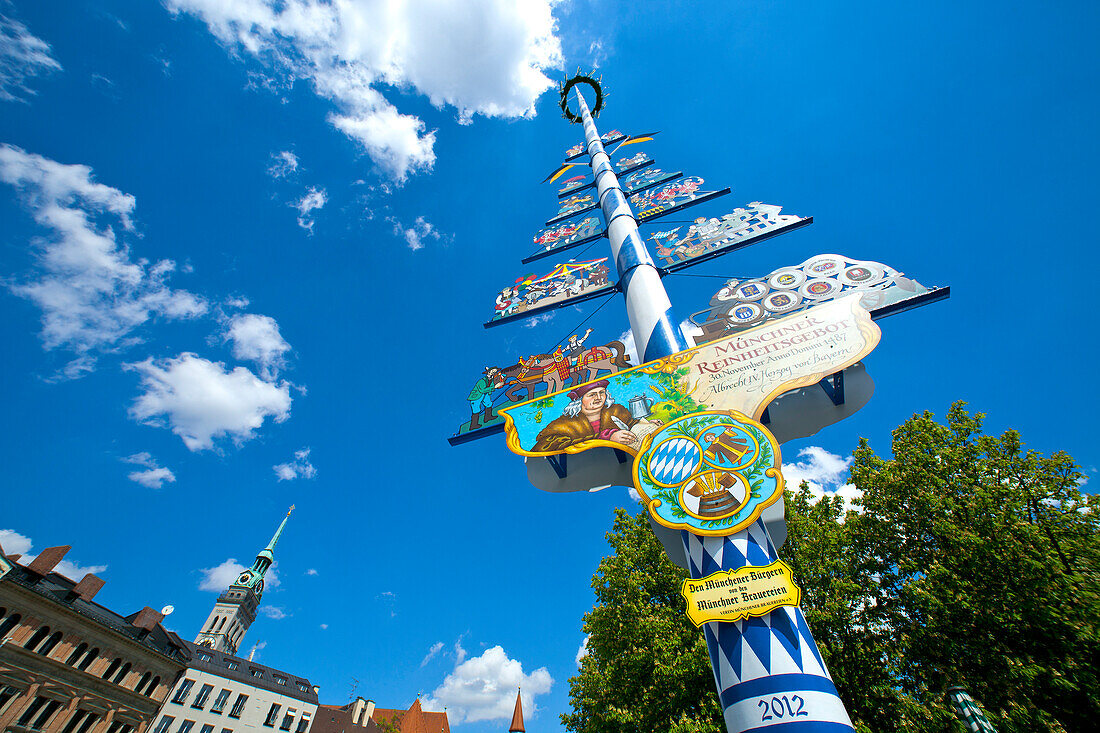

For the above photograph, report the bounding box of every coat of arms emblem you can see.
[632,411,784,535]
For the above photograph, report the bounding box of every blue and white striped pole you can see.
[573,87,856,733]
[574,88,690,362]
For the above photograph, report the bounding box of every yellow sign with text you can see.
[681,560,801,627]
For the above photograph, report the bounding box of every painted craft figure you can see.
[532,216,600,251]
[491,259,611,322]
[615,152,649,171]
[622,167,676,194]
[631,176,705,217]
[649,203,792,264]
[532,380,649,452]
[557,174,587,196]
[552,194,596,221]
[467,366,505,430]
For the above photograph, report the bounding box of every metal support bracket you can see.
[614,449,629,464]
[819,371,845,406]
[546,454,568,479]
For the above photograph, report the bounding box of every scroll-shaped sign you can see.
[487,258,614,327]
[557,174,589,198]
[546,193,598,226]
[501,295,881,533]
[691,253,945,344]
[615,152,652,173]
[681,560,801,627]
[630,176,730,223]
[620,167,682,196]
[649,202,812,272]
[452,331,634,442]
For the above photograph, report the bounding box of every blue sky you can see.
[1,1,1097,730]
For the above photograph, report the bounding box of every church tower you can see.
[195,506,293,654]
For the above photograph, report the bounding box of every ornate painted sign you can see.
[488,258,614,326]
[635,411,783,535]
[649,202,811,271]
[546,193,597,225]
[630,176,730,222]
[564,129,625,161]
[681,560,801,627]
[615,152,652,172]
[690,254,943,343]
[455,331,634,439]
[501,295,881,531]
[557,174,589,197]
[528,215,605,262]
[620,167,682,196]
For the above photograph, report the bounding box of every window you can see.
[0,613,22,639]
[192,684,214,709]
[78,648,99,671]
[263,704,281,727]
[113,662,132,684]
[249,668,263,679]
[66,643,89,666]
[295,683,309,693]
[39,631,64,656]
[172,680,195,705]
[135,673,152,695]
[24,626,50,651]
[225,662,239,671]
[273,676,287,686]
[228,694,248,719]
[210,689,231,714]
[61,710,100,733]
[295,713,310,733]
[106,722,135,733]
[221,728,233,733]
[197,652,212,662]
[200,725,214,733]
[178,720,195,733]
[102,658,122,680]
[20,698,64,731]
[146,676,161,698]
[153,717,175,733]
[279,709,296,731]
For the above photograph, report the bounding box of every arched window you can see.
[135,673,151,694]
[216,617,226,632]
[78,647,99,671]
[208,616,219,632]
[39,631,63,656]
[24,626,50,651]
[146,677,160,698]
[102,658,122,680]
[113,662,131,684]
[67,643,88,665]
[0,613,21,639]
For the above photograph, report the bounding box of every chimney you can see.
[363,701,375,725]
[351,698,365,725]
[313,686,320,696]
[131,607,165,631]
[27,546,71,576]
[72,574,105,601]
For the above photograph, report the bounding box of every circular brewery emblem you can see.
[632,411,784,536]
[762,290,803,314]
[799,278,841,300]
[839,263,885,287]
[733,281,768,302]
[768,268,806,290]
[726,302,765,327]
[805,256,845,277]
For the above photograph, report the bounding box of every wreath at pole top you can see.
[559,72,604,123]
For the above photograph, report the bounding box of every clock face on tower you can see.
[237,571,253,586]
[255,580,264,595]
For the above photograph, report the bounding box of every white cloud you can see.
[782,446,863,514]
[305,568,318,576]
[319,623,328,630]
[260,606,288,619]
[423,645,552,724]
[2,530,107,579]
[387,215,442,251]
[164,0,563,181]
[122,452,176,488]
[524,312,555,329]
[273,447,316,481]
[267,150,299,178]
[0,528,32,555]
[0,14,62,102]
[0,146,208,374]
[293,186,326,232]
[421,641,444,667]
[575,635,589,666]
[454,638,467,665]
[199,558,280,591]
[126,353,291,451]
[224,313,291,378]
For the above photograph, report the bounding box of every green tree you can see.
[564,403,1099,733]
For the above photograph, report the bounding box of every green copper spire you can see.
[252,505,293,576]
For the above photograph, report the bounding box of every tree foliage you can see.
[564,403,1099,733]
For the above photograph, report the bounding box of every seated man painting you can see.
[533,380,639,452]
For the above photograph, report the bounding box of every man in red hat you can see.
[532,380,639,452]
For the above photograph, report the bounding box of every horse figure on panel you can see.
[573,342,632,383]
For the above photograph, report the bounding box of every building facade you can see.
[0,544,190,733]
[151,642,317,733]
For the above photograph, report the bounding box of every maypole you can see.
[562,75,855,733]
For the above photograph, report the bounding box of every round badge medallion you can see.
[767,268,806,290]
[839,263,885,287]
[726,302,765,327]
[805,257,845,277]
[799,278,841,300]
[762,290,803,314]
[733,281,768,302]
